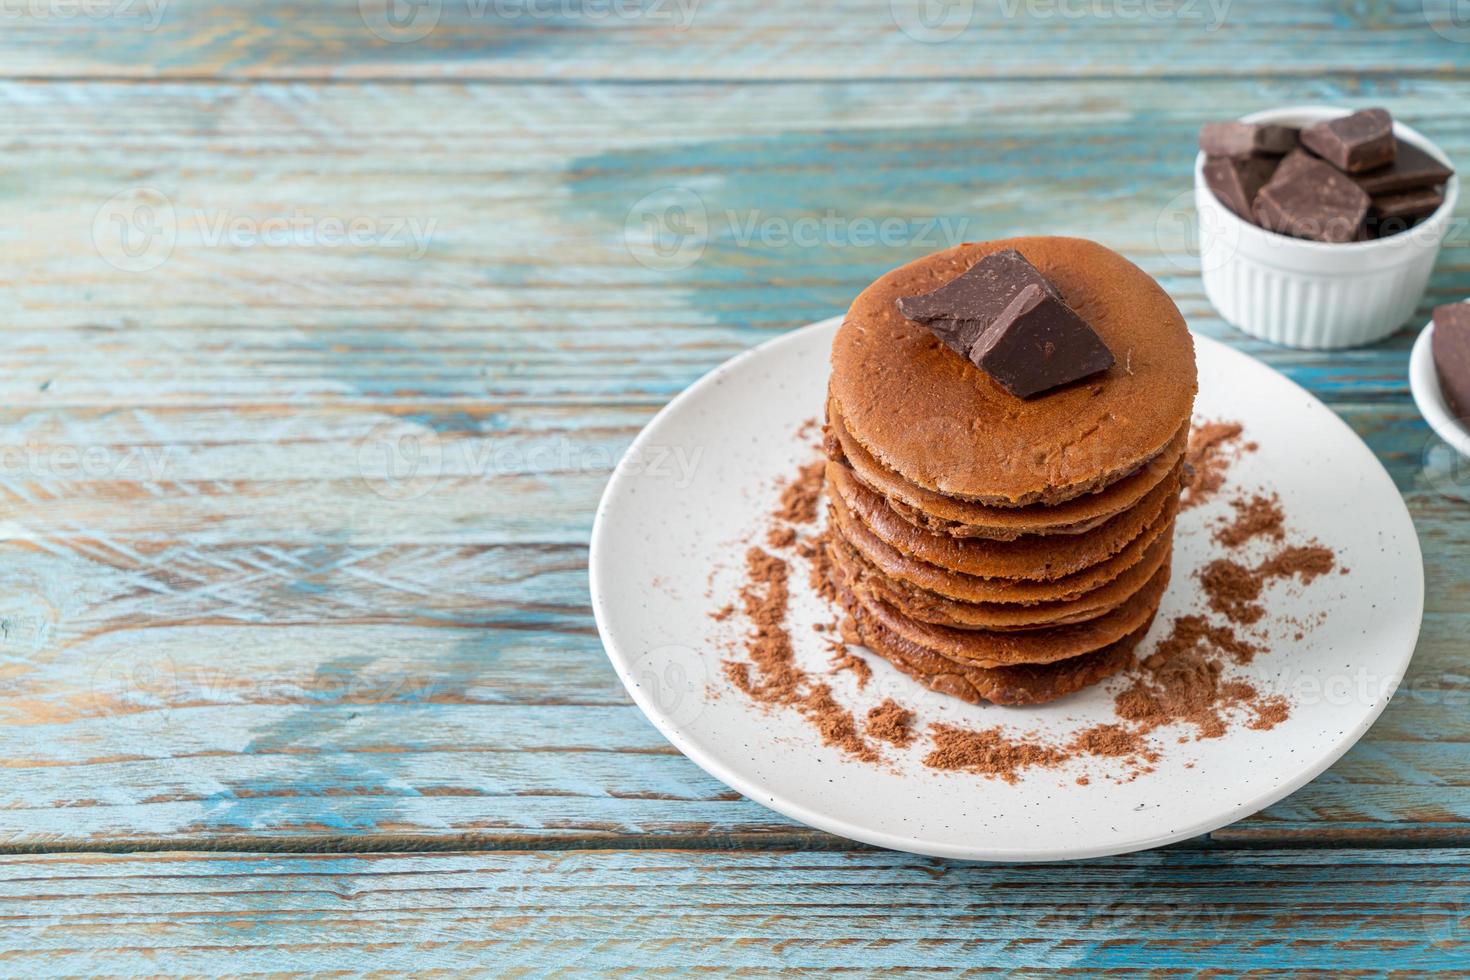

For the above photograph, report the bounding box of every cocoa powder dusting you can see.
[774,461,825,525]
[721,547,804,704]
[1215,492,1285,548]
[828,641,873,689]
[866,699,916,747]
[1258,545,1336,585]
[1200,544,1337,626]
[802,683,879,764]
[1199,559,1265,625]
[1182,420,1248,509]
[924,725,1068,784]
[1114,614,1275,740]
[766,525,797,549]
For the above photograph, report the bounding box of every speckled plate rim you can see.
[590,316,1424,862]
[1410,314,1470,459]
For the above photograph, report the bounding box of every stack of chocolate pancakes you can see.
[823,237,1197,705]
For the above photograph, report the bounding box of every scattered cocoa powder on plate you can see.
[1215,491,1285,548]
[766,525,797,549]
[829,641,873,689]
[721,546,880,762]
[923,724,1069,784]
[1200,544,1337,626]
[801,683,879,763]
[1114,614,1278,740]
[1199,559,1266,625]
[866,699,915,747]
[1182,420,1250,509]
[1258,545,1336,585]
[774,460,825,525]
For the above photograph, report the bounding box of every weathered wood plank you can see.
[0,0,1463,81]
[0,849,1466,974]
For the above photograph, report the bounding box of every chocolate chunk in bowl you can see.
[1202,155,1279,220]
[1252,152,1370,243]
[1300,108,1396,173]
[1198,121,1298,158]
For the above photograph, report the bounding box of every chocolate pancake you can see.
[827,458,1180,582]
[830,525,1173,631]
[829,486,1179,605]
[831,555,1155,705]
[848,556,1171,668]
[830,237,1197,506]
[827,398,1187,541]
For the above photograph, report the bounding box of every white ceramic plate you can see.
[590,318,1423,861]
[1411,314,1470,459]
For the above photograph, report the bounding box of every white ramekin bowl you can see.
[1195,105,1459,349]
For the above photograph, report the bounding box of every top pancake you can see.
[830,237,1197,506]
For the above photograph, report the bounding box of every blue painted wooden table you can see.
[0,1,1468,972]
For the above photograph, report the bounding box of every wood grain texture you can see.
[0,848,1469,974]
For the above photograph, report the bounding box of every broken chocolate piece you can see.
[970,283,1115,399]
[1432,303,1470,419]
[896,249,1060,358]
[1372,187,1444,223]
[1253,152,1370,243]
[1354,139,1454,196]
[1199,122,1298,159]
[1203,154,1279,220]
[1300,108,1395,174]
